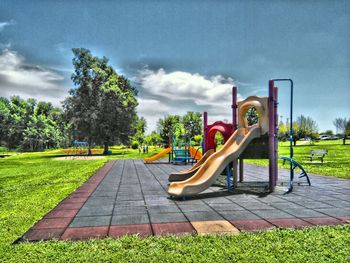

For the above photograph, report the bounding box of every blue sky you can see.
[0,0,349,133]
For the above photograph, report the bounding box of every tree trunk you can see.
[343,136,346,145]
[88,138,92,155]
[103,142,109,155]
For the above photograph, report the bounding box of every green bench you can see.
[308,150,328,163]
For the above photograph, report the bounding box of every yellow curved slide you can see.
[144,147,172,163]
[167,126,261,197]
[168,149,214,182]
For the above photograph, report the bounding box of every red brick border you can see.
[267,218,312,228]
[302,217,343,226]
[152,222,196,236]
[61,226,109,240]
[109,224,153,238]
[22,228,65,241]
[337,216,350,223]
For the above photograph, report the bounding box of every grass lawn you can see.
[244,140,350,179]
[53,145,165,160]
[0,150,349,262]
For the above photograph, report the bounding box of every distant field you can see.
[1,140,349,179]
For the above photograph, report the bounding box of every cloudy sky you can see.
[0,0,349,133]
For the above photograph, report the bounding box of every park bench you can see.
[308,149,328,163]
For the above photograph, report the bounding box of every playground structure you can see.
[143,146,202,164]
[172,146,202,165]
[203,121,233,153]
[63,140,89,158]
[62,140,103,158]
[143,130,202,164]
[144,147,172,163]
[168,80,310,197]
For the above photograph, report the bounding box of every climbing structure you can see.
[168,83,279,197]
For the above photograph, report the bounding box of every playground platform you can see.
[21,160,350,241]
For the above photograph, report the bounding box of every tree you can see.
[145,131,162,147]
[0,96,68,151]
[6,96,36,149]
[96,75,138,152]
[214,132,224,146]
[278,119,288,141]
[193,134,202,146]
[132,116,147,145]
[333,117,350,145]
[156,115,181,146]
[245,107,258,126]
[295,115,319,140]
[0,98,10,146]
[182,111,202,142]
[63,48,138,154]
[323,130,334,136]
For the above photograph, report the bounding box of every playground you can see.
[2,0,350,260]
[13,80,349,244]
[1,81,349,262]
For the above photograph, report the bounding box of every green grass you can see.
[246,140,350,179]
[107,145,165,160]
[1,149,349,262]
[3,226,350,262]
[0,152,107,245]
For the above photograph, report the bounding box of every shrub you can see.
[131,141,139,149]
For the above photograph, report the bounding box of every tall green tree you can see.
[145,131,162,147]
[0,96,68,151]
[0,98,10,146]
[157,115,181,146]
[7,96,36,149]
[131,116,147,145]
[63,48,138,154]
[182,111,202,141]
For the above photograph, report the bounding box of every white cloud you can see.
[137,68,242,133]
[0,20,15,31]
[137,98,171,115]
[138,68,240,106]
[0,49,69,106]
[136,98,176,133]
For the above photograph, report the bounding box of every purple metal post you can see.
[268,80,276,191]
[270,78,294,193]
[273,86,278,187]
[231,86,238,186]
[232,86,237,131]
[203,111,208,153]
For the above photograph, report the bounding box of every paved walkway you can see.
[22,160,350,241]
